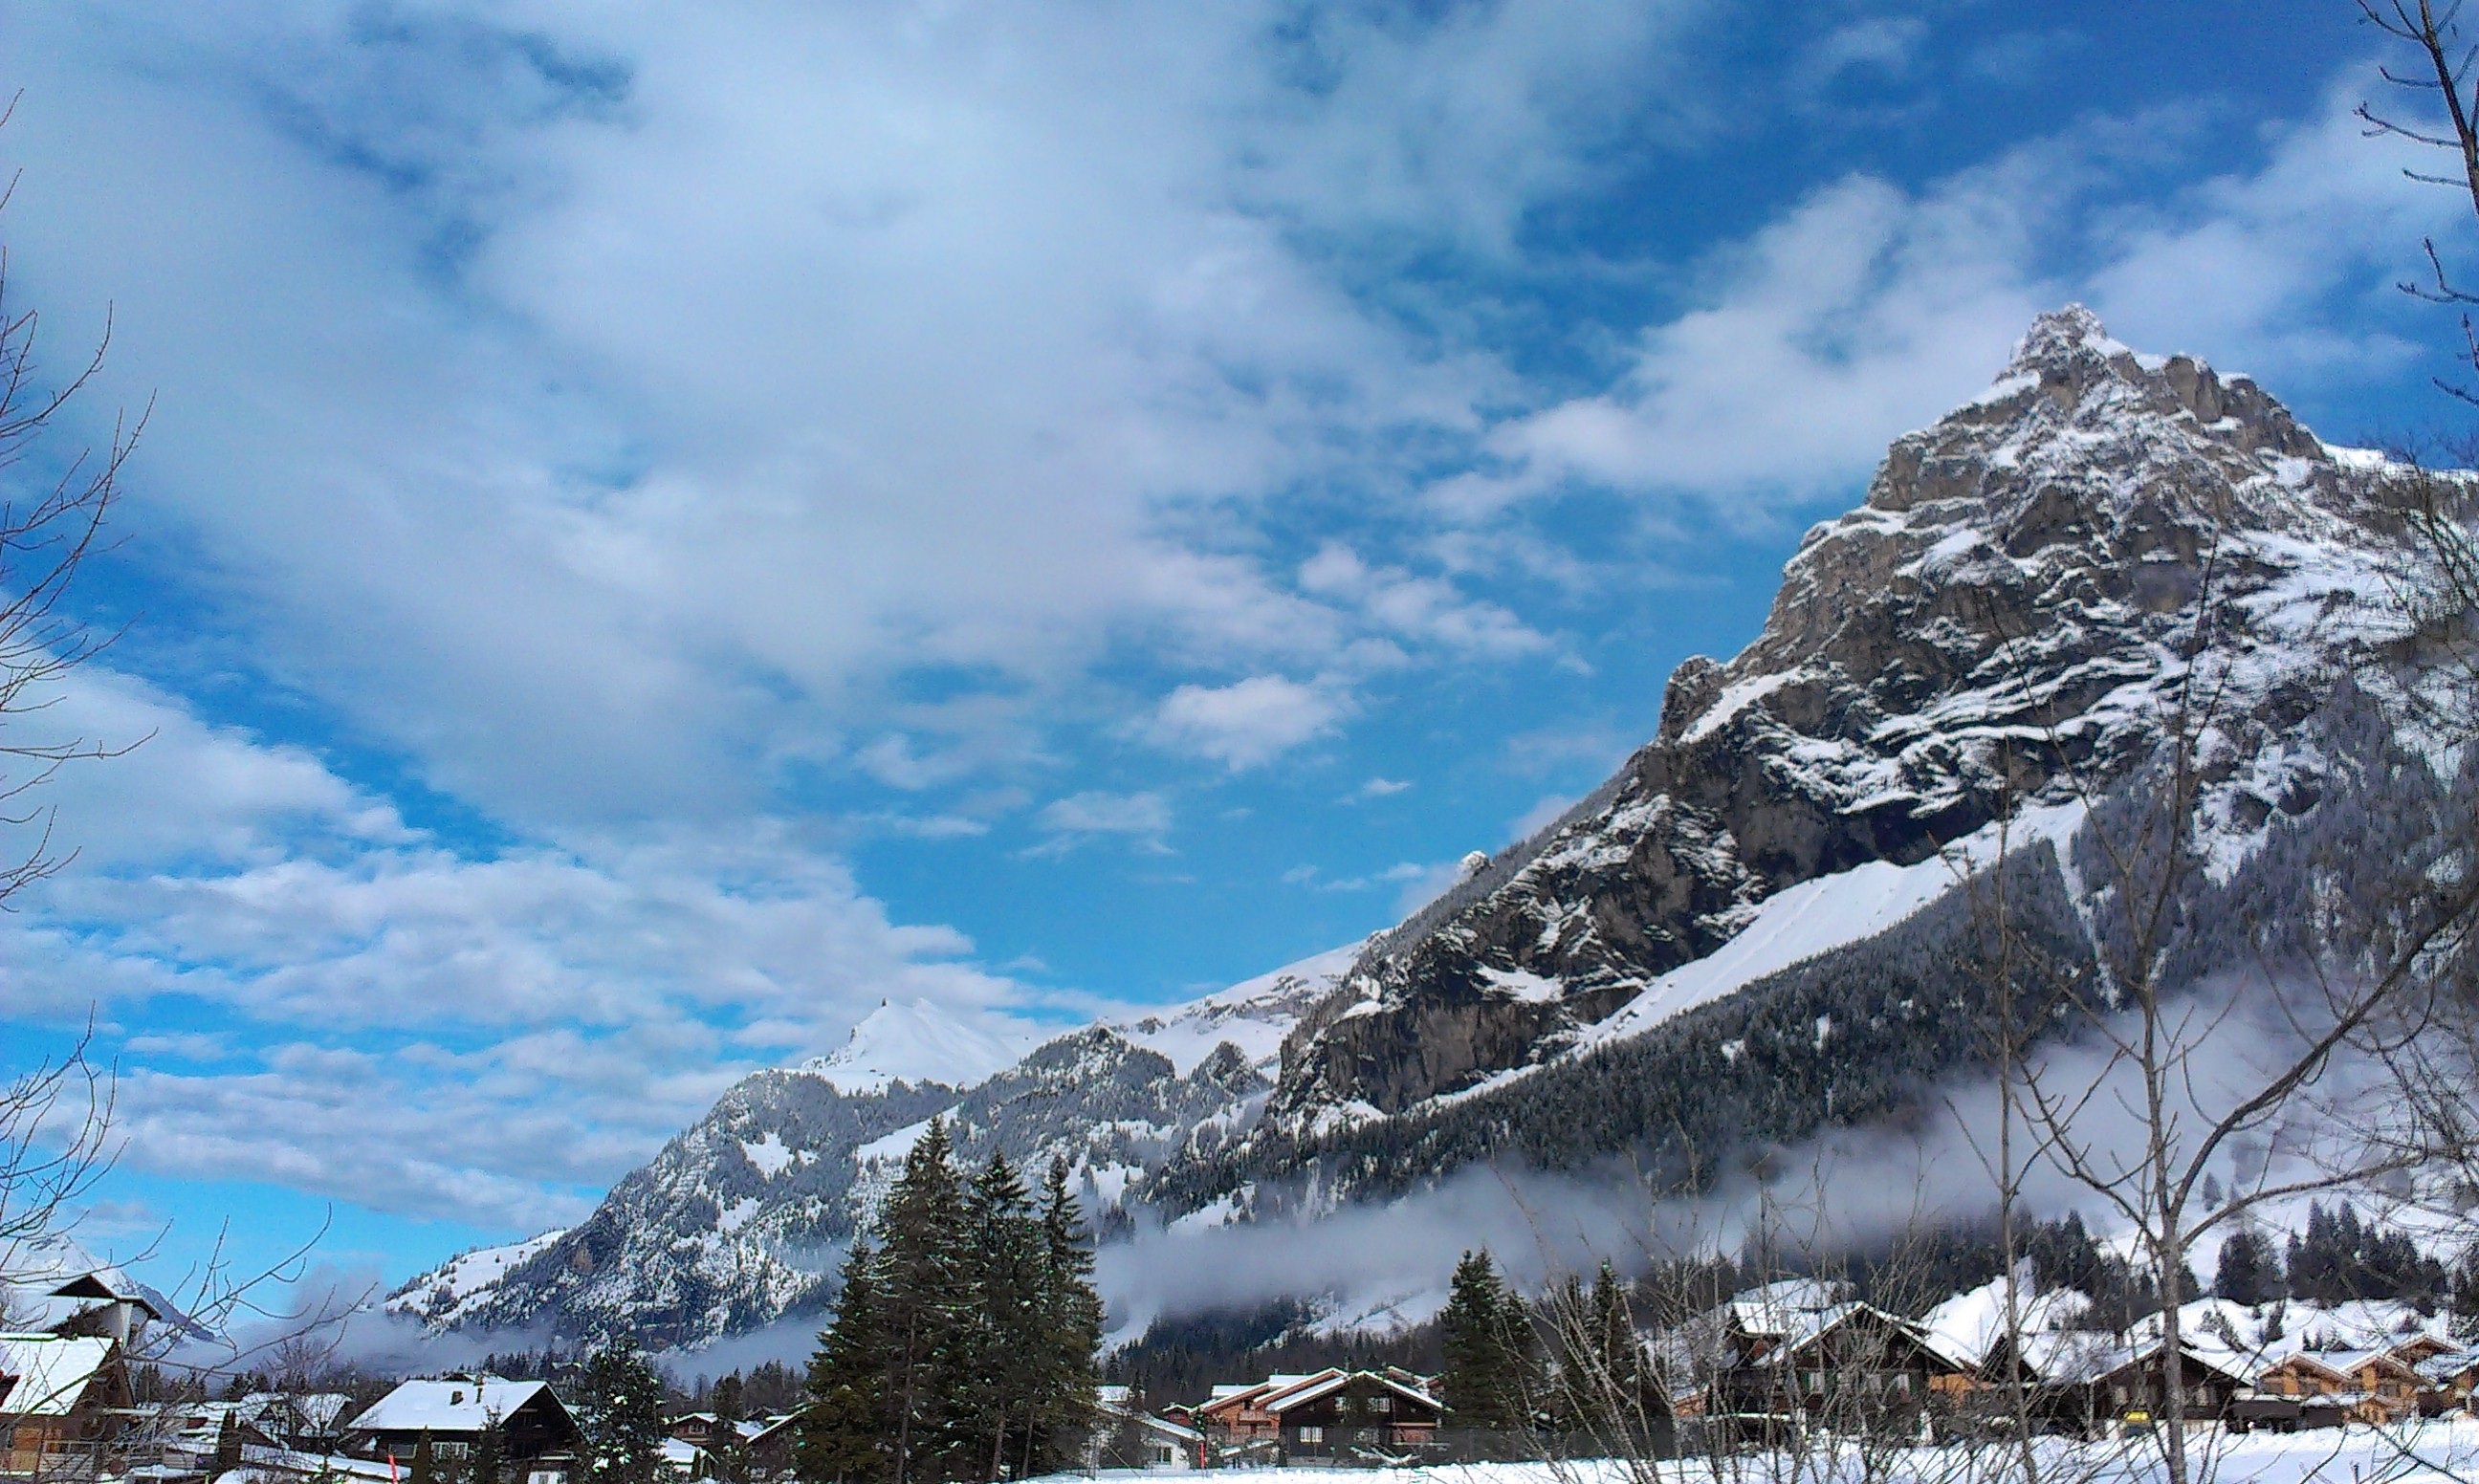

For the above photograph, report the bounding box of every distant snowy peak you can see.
[1110,943,1360,1076]
[395,948,1356,1348]
[799,997,1039,1093]
[385,1229,569,1328]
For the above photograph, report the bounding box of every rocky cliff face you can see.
[1237,306,2402,1156]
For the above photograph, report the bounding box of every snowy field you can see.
[1037,1420,2479,1484]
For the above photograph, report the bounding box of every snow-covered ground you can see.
[1033,1420,2479,1484]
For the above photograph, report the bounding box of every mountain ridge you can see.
[393,306,2445,1349]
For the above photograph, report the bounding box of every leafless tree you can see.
[1961,510,2479,1484]
[0,94,145,911]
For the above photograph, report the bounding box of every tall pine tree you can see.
[963,1152,1043,1482]
[1027,1156,1103,1479]
[878,1119,975,1484]
[1439,1250,1532,1433]
[801,1242,892,1484]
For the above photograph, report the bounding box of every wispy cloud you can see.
[1140,676,1349,770]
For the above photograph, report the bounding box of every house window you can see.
[529,1471,564,1484]
[1804,1371,1824,1396]
[1893,1374,1913,1397]
[1369,1395,1390,1414]
[1296,1427,1324,1445]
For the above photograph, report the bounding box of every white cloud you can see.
[0,666,1035,1227]
[1297,543,1551,658]
[0,3,1700,828]
[1450,76,2460,521]
[1345,776,1414,802]
[1032,790,1174,855]
[1140,675,1349,770]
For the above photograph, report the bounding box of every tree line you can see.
[799,1118,1103,1484]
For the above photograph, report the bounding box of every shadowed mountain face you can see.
[394,309,2437,1347]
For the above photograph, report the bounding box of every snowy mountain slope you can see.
[385,1230,570,1329]
[1134,306,2443,1225]
[406,947,1355,1346]
[1225,308,2413,1153]
[801,999,1039,1093]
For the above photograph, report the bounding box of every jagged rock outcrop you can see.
[1230,306,2406,1163]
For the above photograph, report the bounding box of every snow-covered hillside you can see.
[1137,304,2439,1225]
[405,946,1356,1347]
[385,1230,570,1329]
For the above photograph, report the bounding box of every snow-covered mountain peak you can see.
[1223,306,2421,1159]
[799,997,1038,1093]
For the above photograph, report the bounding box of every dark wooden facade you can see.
[1267,1373,1443,1460]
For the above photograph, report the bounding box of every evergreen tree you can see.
[877,1119,975,1484]
[796,1134,1105,1484]
[409,1431,438,1484]
[2214,1229,2280,1306]
[2454,1252,2479,1342]
[962,1151,1043,1481]
[711,1373,745,1425]
[1438,1250,1531,1432]
[471,1422,504,1484]
[574,1346,669,1484]
[801,1242,891,1484]
[1027,1155,1103,1479]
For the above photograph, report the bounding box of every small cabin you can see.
[345,1375,582,1484]
[1,1333,129,1482]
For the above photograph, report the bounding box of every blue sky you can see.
[0,1,2467,1292]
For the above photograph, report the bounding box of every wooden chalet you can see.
[742,1414,800,1480]
[1696,1283,1975,1437]
[1193,1370,1444,1461]
[2413,1348,2479,1416]
[1194,1372,1334,1446]
[345,1375,581,1484]
[1981,1332,2245,1437]
[1,1334,129,1482]
[1261,1371,1442,1460]
[665,1413,745,1453]
[2251,1345,2425,1425]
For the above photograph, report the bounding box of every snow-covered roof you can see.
[348,1377,554,1434]
[0,1333,116,1417]
[1261,1370,1441,1415]
[2011,1331,2249,1388]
